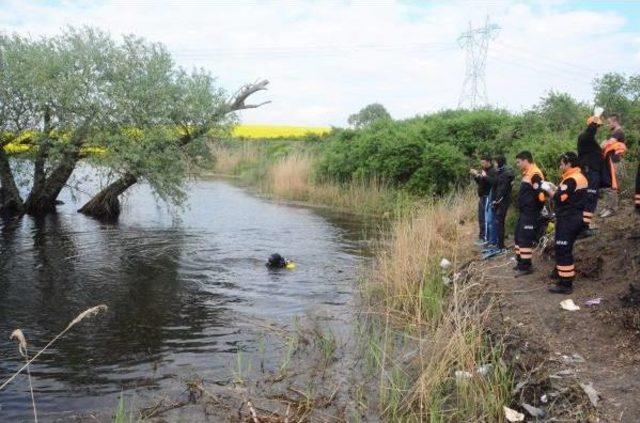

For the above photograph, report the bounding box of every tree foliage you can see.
[347,103,391,128]
[0,27,261,217]
[317,77,640,196]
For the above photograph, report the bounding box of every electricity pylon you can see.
[458,16,499,109]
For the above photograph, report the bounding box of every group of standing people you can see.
[472,113,638,295]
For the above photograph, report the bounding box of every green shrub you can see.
[406,143,468,195]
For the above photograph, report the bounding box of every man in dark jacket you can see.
[577,115,603,230]
[470,155,496,245]
[484,154,514,256]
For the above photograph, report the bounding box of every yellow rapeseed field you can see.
[232,124,330,139]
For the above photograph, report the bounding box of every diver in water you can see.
[266,253,295,269]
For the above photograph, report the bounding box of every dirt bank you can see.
[481,205,640,422]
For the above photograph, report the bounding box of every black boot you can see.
[515,267,534,278]
[548,280,573,294]
[513,255,522,271]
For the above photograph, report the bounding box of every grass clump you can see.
[360,192,514,421]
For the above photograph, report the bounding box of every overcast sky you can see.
[1,0,639,126]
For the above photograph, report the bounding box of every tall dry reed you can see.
[370,190,476,322]
[211,144,260,175]
[266,153,412,216]
[266,152,313,200]
[0,305,108,392]
[362,191,513,420]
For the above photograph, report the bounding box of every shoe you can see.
[481,248,501,260]
[482,245,498,253]
[548,284,573,294]
[514,268,534,278]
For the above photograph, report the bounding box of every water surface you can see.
[0,178,373,420]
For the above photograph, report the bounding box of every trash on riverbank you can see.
[522,403,545,418]
[503,406,525,422]
[440,258,452,270]
[560,299,580,311]
[580,382,599,407]
[584,298,602,307]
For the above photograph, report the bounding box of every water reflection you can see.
[0,178,372,420]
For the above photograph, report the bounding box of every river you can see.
[0,178,374,421]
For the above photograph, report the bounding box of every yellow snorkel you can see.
[285,262,296,269]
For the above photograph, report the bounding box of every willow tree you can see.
[0,27,268,219]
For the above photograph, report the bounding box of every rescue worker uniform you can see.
[577,119,602,228]
[552,167,588,293]
[601,127,626,215]
[515,164,546,271]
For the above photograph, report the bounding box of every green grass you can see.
[113,392,135,423]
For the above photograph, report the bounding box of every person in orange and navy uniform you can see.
[513,151,547,277]
[600,114,626,218]
[548,152,588,295]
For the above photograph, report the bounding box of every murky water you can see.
[0,178,374,421]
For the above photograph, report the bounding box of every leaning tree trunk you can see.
[79,80,270,221]
[78,173,137,220]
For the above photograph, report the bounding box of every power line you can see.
[458,16,500,109]
[172,41,458,60]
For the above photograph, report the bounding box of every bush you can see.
[317,109,516,195]
[406,143,468,195]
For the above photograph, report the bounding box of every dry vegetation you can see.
[211,144,415,217]
[359,191,514,421]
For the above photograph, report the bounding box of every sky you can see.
[1,0,639,126]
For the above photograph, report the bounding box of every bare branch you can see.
[227,79,270,112]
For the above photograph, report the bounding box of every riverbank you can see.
[202,142,516,420]
[195,141,640,421]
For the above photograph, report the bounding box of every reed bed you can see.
[265,153,414,217]
[361,192,514,421]
[211,144,261,175]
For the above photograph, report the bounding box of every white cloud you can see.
[1,0,639,125]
